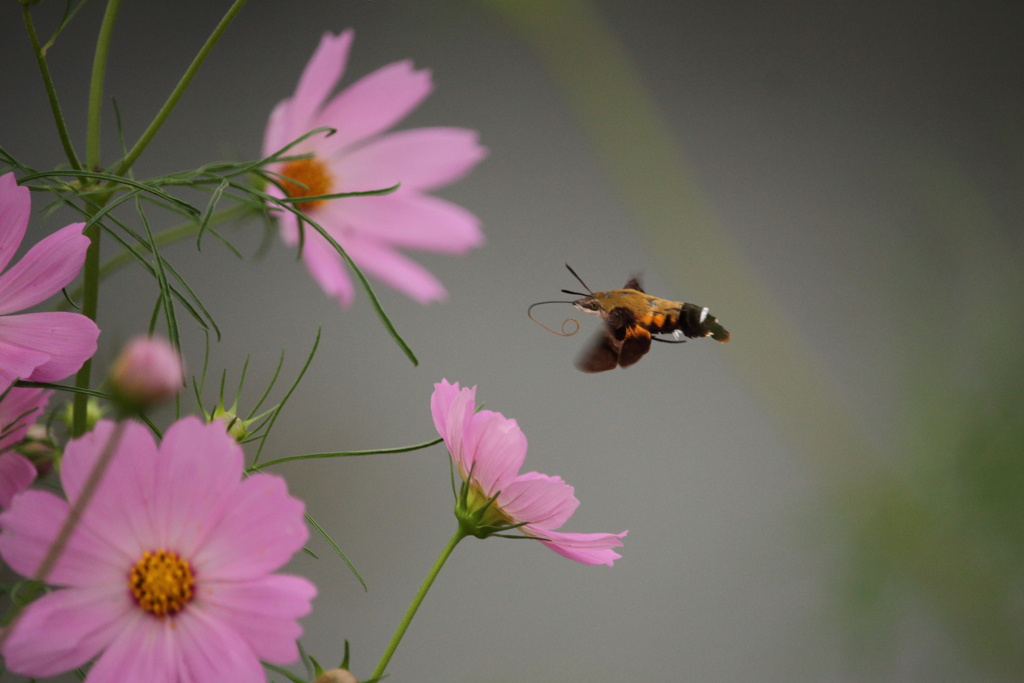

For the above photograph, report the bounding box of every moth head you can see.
[571,295,603,317]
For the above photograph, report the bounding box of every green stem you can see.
[370,527,469,680]
[22,6,81,170]
[112,0,250,178]
[72,0,122,435]
[0,419,128,651]
[86,0,121,171]
[71,217,101,437]
[58,203,254,312]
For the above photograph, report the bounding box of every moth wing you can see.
[575,327,622,373]
[616,325,653,367]
[623,276,644,292]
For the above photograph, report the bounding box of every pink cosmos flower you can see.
[0,172,100,393]
[0,417,316,681]
[431,380,627,566]
[0,386,51,507]
[263,30,486,307]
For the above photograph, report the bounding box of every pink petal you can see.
[0,452,36,508]
[284,31,355,143]
[0,172,30,274]
[194,473,308,580]
[1,585,130,677]
[462,410,528,495]
[0,386,50,452]
[0,489,125,585]
[61,420,154,502]
[341,235,447,303]
[0,311,99,384]
[290,220,356,307]
[532,528,629,567]
[0,221,89,314]
[149,418,246,557]
[262,99,293,158]
[89,606,265,683]
[314,60,433,155]
[329,191,484,253]
[0,339,48,393]
[431,380,475,468]
[338,128,487,192]
[56,421,165,572]
[199,574,316,663]
[499,471,579,531]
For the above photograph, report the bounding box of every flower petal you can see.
[0,489,125,585]
[199,574,316,663]
[262,99,293,158]
[531,528,629,567]
[0,386,50,452]
[0,339,48,393]
[149,418,246,557]
[499,471,579,531]
[337,127,487,192]
[194,473,308,580]
[341,235,447,303]
[463,410,528,496]
[1,585,130,677]
[284,30,354,142]
[328,191,484,253]
[0,311,99,385]
[87,606,265,683]
[431,380,475,469]
[314,60,433,154]
[289,220,356,307]
[0,453,36,508]
[0,221,88,314]
[0,172,29,274]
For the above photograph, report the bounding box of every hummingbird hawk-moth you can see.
[529,265,730,372]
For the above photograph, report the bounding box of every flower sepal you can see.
[454,469,529,540]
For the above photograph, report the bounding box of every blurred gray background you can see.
[3,1,1023,681]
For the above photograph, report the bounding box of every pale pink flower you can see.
[431,380,627,566]
[0,173,100,392]
[0,417,316,681]
[263,30,486,306]
[109,335,184,409]
[0,386,51,507]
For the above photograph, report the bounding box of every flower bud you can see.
[60,397,106,433]
[210,405,248,441]
[314,669,358,683]
[109,336,184,412]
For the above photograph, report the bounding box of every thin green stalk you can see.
[86,0,121,171]
[71,217,101,437]
[370,527,469,680]
[73,0,122,435]
[0,420,128,651]
[112,0,250,178]
[22,5,81,170]
[97,203,252,284]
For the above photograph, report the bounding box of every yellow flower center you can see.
[128,549,195,618]
[280,157,334,212]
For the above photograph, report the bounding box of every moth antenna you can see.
[564,264,594,295]
[527,300,581,337]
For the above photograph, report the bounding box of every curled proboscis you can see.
[527,301,581,337]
